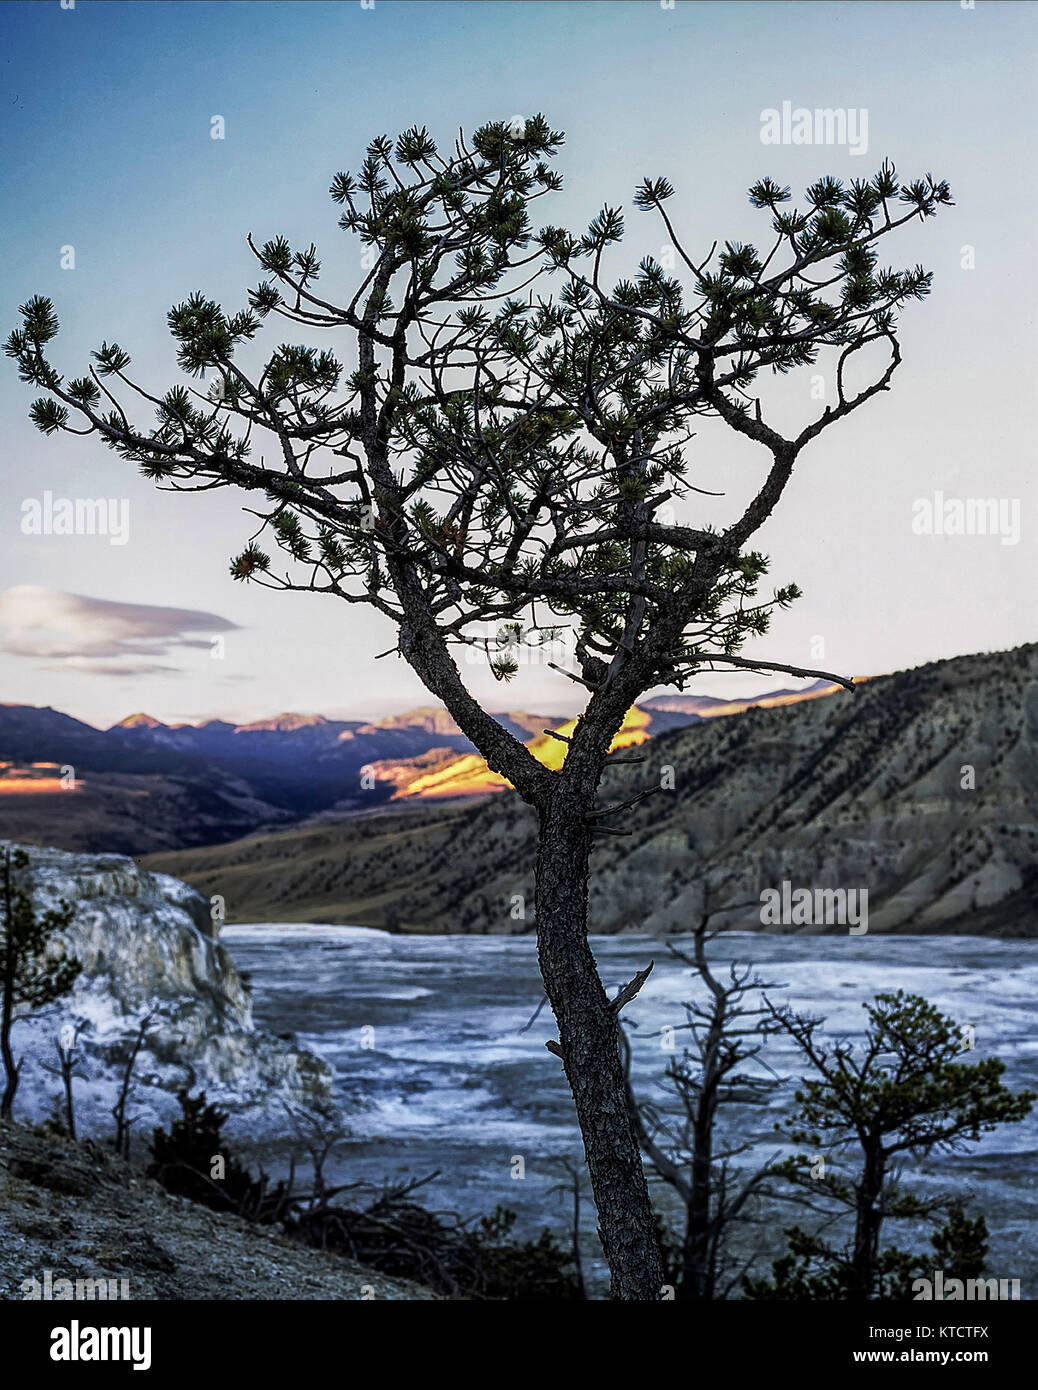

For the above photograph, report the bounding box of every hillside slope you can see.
[0,1124,434,1301]
[145,644,1038,936]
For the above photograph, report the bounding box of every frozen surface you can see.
[224,928,1038,1294]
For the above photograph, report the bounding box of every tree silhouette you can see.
[6,117,952,1297]
[621,911,785,1299]
[746,990,1035,1299]
[148,1087,259,1209]
[0,847,80,1120]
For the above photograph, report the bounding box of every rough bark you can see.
[535,798,663,1301]
[1,851,20,1120]
[0,992,17,1120]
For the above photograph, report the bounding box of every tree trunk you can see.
[535,801,663,1300]
[0,986,17,1121]
[61,1054,76,1140]
[1,852,19,1120]
[851,1143,885,1298]
[682,1111,714,1299]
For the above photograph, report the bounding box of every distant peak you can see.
[373,707,461,733]
[115,713,166,730]
[236,712,330,732]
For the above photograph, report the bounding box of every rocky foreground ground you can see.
[0,1122,436,1301]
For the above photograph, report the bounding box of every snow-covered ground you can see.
[4,849,333,1145]
[223,928,1038,1293]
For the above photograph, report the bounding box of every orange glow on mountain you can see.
[391,679,862,801]
[0,762,81,793]
[394,752,506,799]
[691,682,845,718]
[394,706,654,799]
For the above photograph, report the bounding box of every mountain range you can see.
[140,644,1038,937]
[0,685,827,854]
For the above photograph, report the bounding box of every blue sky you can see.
[1,0,1035,727]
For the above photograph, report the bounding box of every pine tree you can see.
[5,119,952,1297]
[0,847,81,1120]
[147,1087,258,1210]
[746,991,1035,1299]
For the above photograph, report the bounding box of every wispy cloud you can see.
[0,586,239,676]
